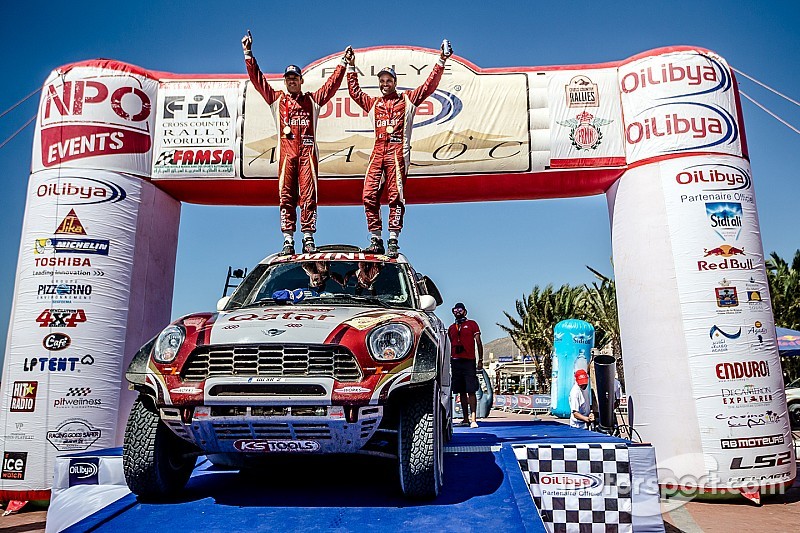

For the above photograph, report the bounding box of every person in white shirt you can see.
[569,369,595,429]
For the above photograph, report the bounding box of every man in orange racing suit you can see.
[243,31,353,255]
[346,40,452,257]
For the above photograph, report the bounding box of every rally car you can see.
[122,245,451,499]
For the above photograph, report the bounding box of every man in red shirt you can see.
[346,40,452,257]
[447,302,484,428]
[243,31,352,255]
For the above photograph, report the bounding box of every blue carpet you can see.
[67,420,621,532]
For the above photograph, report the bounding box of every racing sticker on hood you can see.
[210,306,396,345]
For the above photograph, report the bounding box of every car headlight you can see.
[368,323,413,361]
[153,325,185,363]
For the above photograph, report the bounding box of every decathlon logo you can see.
[233,440,321,453]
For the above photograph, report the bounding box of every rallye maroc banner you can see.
[242,48,533,178]
[32,62,159,177]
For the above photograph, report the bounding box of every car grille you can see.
[181,344,362,382]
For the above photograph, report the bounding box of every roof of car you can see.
[259,245,408,265]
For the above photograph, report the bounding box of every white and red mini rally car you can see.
[123,246,452,499]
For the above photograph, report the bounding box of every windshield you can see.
[227,260,415,309]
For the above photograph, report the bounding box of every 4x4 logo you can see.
[36,309,87,328]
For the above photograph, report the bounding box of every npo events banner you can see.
[619,50,743,164]
[242,48,532,178]
[32,62,158,177]
[0,170,142,496]
[659,154,794,489]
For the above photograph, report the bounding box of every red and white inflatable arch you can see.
[1,45,793,499]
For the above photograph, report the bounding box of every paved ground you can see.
[1,409,797,532]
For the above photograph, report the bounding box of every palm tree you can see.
[582,266,624,386]
[499,284,586,393]
[766,250,800,329]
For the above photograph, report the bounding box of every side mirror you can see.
[216,296,231,312]
[421,276,444,306]
[419,294,437,312]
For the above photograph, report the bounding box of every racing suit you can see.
[347,60,445,233]
[246,56,346,234]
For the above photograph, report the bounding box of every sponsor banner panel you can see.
[33,65,158,176]
[243,50,531,178]
[620,51,742,164]
[515,443,632,531]
[658,154,794,488]
[152,81,242,178]
[0,170,142,493]
[548,69,626,167]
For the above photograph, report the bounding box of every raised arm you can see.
[346,48,375,113]
[311,47,352,106]
[242,30,278,105]
[405,39,452,106]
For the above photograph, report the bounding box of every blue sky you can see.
[1,1,799,367]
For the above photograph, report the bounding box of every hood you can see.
[208,305,424,345]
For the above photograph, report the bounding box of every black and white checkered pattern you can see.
[513,443,633,533]
[65,387,91,397]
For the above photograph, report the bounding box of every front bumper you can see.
[160,404,384,454]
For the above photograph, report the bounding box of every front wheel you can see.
[123,396,196,500]
[398,382,443,499]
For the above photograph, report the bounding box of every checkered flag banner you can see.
[513,443,633,533]
[65,387,92,397]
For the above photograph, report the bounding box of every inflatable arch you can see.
[1,45,794,499]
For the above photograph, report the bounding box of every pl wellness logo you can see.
[40,74,152,167]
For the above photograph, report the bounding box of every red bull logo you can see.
[704,245,745,257]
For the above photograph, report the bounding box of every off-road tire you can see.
[398,382,443,499]
[123,396,195,500]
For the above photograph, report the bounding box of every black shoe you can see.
[387,238,400,258]
[363,237,385,255]
[302,236,316,254]
[279,241,295,256]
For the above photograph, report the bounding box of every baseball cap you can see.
[452,302,466,311]
[574,369,589,385]
[377,66,397,80]
[284,65,302,77]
